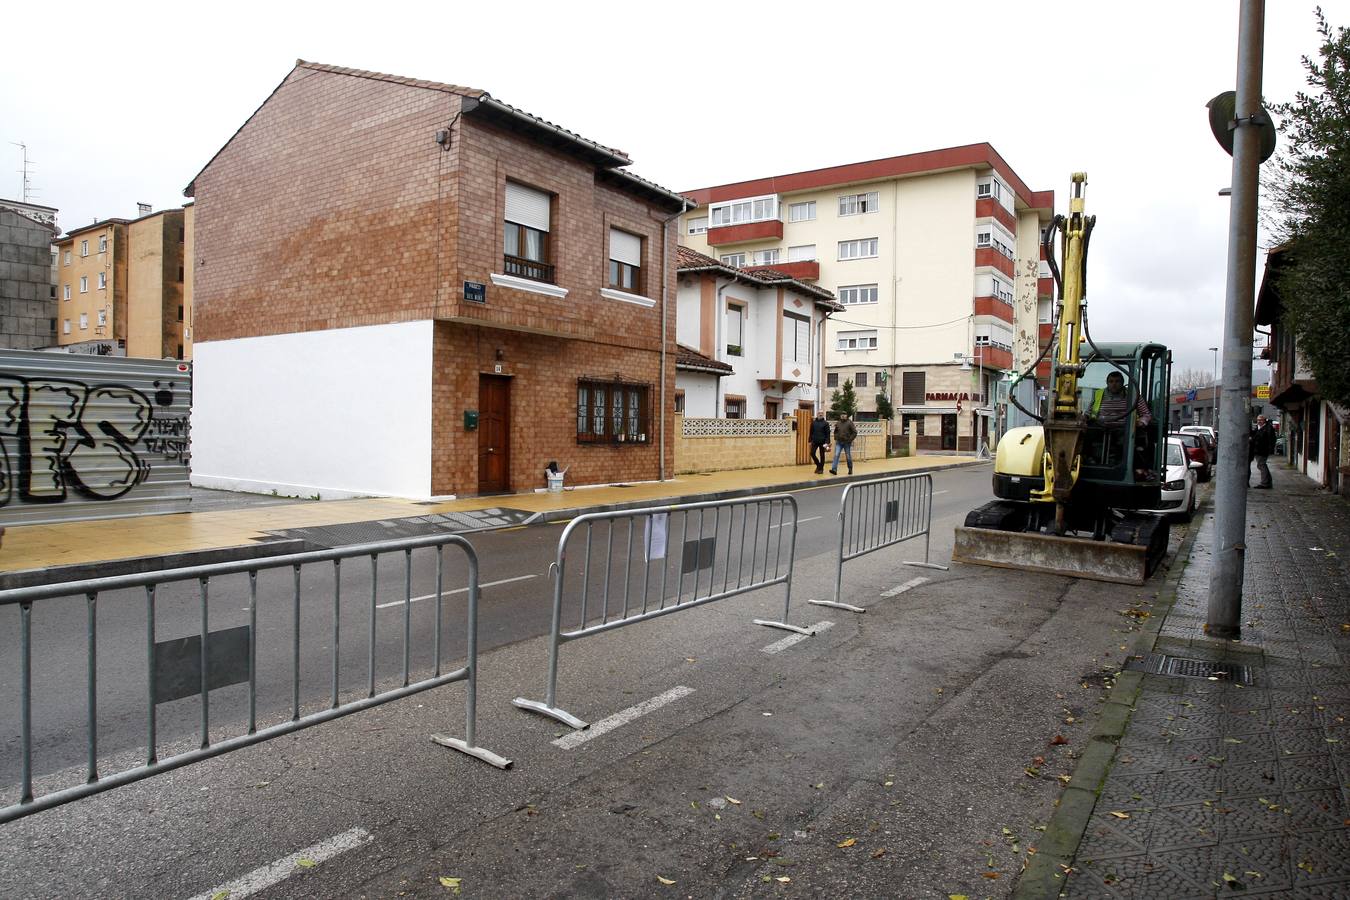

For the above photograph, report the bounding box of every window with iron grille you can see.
[855,372,868,388]
[725,397,745,419]
[901,371,926,405]
[577,380,650,444]
[827,372,839,388]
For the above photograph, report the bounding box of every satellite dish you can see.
[1207,91,1277,163]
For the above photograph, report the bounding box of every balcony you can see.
[973,296,1014,322]
[974,247,1015,278]
[503,254,555,284]
[975,197,1018,231]
[706,219,783,246]
[972,344,1013,371]
[745,259,819,281]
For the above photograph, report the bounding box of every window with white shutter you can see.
[783,313,810,364]
[503,181,553,282]
[609,228,642,291]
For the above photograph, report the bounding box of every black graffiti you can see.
[0,377,164,505]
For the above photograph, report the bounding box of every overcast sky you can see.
[4,0,1342,381]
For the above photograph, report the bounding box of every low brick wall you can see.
[674,415,888,475]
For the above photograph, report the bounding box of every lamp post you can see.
[1208,346,1219,429]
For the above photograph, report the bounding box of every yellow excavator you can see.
[953,174,1172,584]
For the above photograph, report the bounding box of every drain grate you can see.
[1126,653,1255,685]
[267,508,536,548]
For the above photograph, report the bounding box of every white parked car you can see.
[1151,436,1199,521]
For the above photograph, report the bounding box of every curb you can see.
[0,459,990,590]
[1012,492,1208,900]
[529,458,990,525]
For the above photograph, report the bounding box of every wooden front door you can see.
[794,408,813,464]
[478,375,511,494]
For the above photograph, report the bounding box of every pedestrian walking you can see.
[829,413,857,475]
[808,411,831,474]
[1250,414,1276,489]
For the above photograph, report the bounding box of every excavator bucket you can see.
[952,526,1153,585]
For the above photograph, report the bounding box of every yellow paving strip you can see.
[0,455,976,573]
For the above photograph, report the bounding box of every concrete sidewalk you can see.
[0,454,982,584]
[1019,465,1350,898]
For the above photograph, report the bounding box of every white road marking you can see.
[374,573,537,609]
[768,515,821,529]
[551,686,694,750]
[932,490,949,495]
[881,577,929,598]
[186,826,372,900]
[761,620,835,654]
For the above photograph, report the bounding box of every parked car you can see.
[1170,431,1212,482]
[1179,425,1217,462]
[1151,436,1199,521]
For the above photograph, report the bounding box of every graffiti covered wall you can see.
[0,350,191,526]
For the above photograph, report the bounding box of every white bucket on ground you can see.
[546,471,565,493]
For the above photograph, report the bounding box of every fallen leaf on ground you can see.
[726,796,741,805]
[871,848,887,859]
[1050,735,1069,746]
[775,876,791,883]
[982,872,1001,879]
[211,892,230,900]
[438,877,462,894]
[1109,811,1131,819]
[295,859,316,869]
[656,875,676,885]
[837,838,856,848]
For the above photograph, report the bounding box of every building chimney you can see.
[136,202,152,217]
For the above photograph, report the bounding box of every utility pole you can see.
[1207,0,1265,639]
[1209,345,1219,427]
[11,142,35,202]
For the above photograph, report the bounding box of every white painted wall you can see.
[676,373,719,417]
[191,320,434,499]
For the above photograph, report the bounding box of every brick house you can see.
[186,61,689,498]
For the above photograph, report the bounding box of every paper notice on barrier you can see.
[644,513,668,561]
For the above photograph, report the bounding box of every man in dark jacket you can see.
[830,413,858,475]
[809,411,831,474]
[1250,414,1276,488]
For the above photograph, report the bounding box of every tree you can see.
[1172,368,1215,391]
[875,391,894,421]
[829,379,858,418]
[1267,8,1350,407]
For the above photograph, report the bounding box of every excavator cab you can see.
[1073,342,1171,505]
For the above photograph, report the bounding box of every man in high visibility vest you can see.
[1087,371,1153,468]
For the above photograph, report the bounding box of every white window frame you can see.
[975,222,1016,260]
[63,250,71,266]
[709,194,778,228]
[79,313,88,330]
[97,309,107,327]
[837,191,880,217]
[98,235,107,253]
[837,238,878,261]
[720,252,747,268]
[62,284,70,301]
[838,284,878,305]
[753,248,781,266]
[79,276,88,293]
[97,271,107,290]
[686,216,708,235]
[990,274,1013,305]
[787,244,817,262]
[788,201,816,222]
[726,304,745,355]
[63,318,71,335]
[80,240,89,257]
[836,329,879,351]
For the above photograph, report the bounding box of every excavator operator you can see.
[1086,371,1153,472]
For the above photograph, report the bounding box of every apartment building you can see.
[53,208,187,358]
[187,61,688,499]
[0,199,59,350]
[674,246,839,418]
[681,145,1054,451]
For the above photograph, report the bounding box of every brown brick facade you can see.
[190,62,684,497]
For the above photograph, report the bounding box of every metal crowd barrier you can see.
[514,494,804,729]
[809,472,947,614]
[0,533,508,825]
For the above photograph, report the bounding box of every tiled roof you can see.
[676,246,841,309]
[676,343,734,374]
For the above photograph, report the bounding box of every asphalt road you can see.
[0,468,990,788]
[0,462,1167,900]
